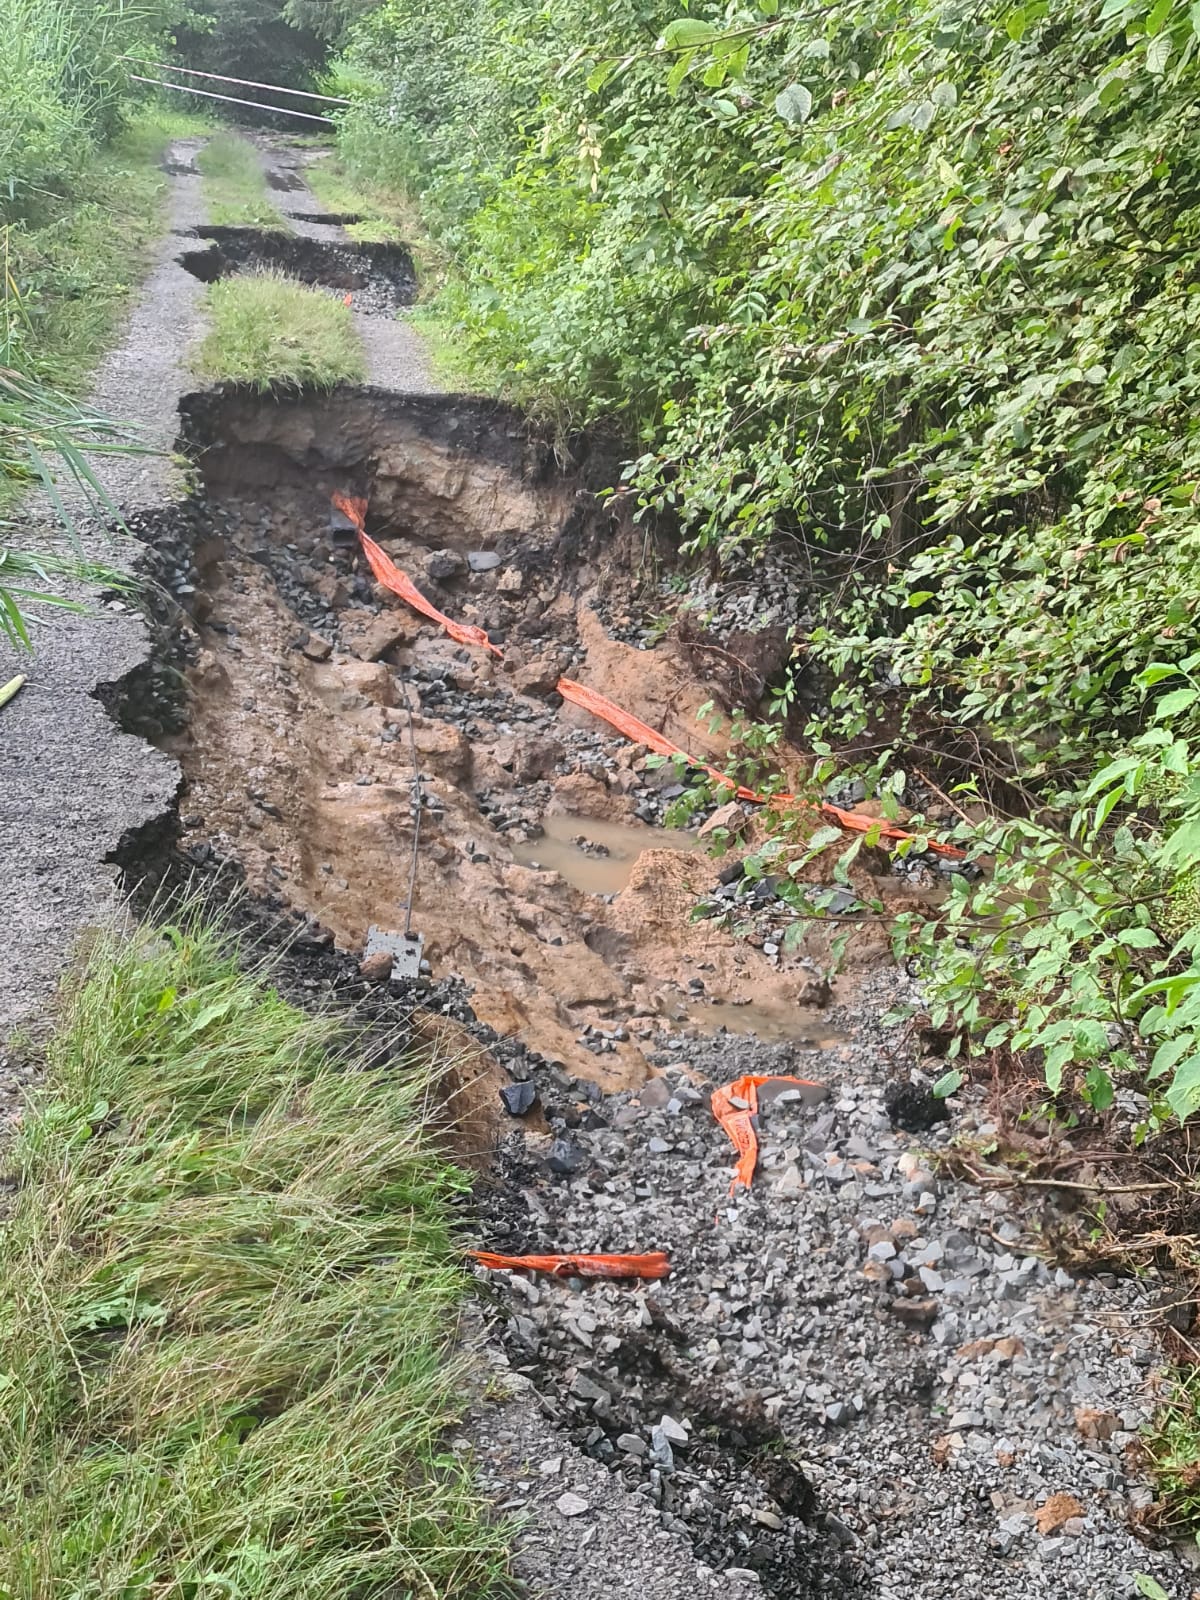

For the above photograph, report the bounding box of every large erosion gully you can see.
[99,375,1176,1599]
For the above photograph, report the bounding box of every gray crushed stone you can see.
[0,140,208,1054]
[474,967,1194,1599]
[464,1344,764,1600]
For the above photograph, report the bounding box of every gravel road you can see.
[0,140,208,1056]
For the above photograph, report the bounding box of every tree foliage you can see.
[337,0,1200,770]
[335,0,1200,1117]
[171,0,329,97]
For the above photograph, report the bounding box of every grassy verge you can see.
[192,271,365,390]
[1,108,208,516]
[196,132,285,230]
[306,153,416,245]
[0,920,507,1596]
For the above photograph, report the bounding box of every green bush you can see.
[327,0,1200,1120]
[331,0,1200,773]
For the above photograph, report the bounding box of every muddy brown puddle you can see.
[512,813,704,894]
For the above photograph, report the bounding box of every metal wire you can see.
[399,681,422,940]
[126,76,335,124]
[120,57,353,103]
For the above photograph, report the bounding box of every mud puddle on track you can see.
[124,381,891,1097]
[512,813,705,894]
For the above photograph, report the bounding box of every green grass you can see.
[196,132,285,230]
[193,271,365,390]
[1146,1373,1200,1533]
[0,919,509,1598]
[2,108,209,428]
[307,153,424,248]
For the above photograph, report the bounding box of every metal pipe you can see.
[126,76,336,124]
[121,57,352,104]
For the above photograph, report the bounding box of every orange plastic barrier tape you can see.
[711,1074,826,1196]
[332,493,503,658]
[556,677,965,859]
[469,1250,671,1280]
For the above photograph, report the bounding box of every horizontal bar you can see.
[121,57,352,104]
[128,76,335,124]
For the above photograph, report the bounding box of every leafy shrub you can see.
[329,0,1200,1118]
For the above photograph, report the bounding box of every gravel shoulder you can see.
[0,139,207,1053]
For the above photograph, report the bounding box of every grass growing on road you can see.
[197,132,285,230]
[193,271,365,390]
[306,154,412,245]
[0,920,507,1598]
[1145,1372,1200,1534]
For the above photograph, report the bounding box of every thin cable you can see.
[399,681,422,939]
[121,57,352,103]
[126,77,335,124]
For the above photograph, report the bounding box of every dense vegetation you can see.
[0,920,504,1595]
[331,0,1200,1120]
[0,0,202,637]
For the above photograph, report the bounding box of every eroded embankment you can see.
[125,382,918,1093]
[98,367,1175,1600]
[177,226,416,317]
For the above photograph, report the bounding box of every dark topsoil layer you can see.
[178,226,416,317]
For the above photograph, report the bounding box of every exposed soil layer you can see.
[289,210,365,226]
[104,378,1183,1600]
[178,226,415,316]
[136,383,922,1095]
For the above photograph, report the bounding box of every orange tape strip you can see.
[469,1250,671,1280]
[711,1074,825,1195]
[556,677,966,859]
[332,492,503,658]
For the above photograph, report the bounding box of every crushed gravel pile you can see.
[475,970,1185,1600]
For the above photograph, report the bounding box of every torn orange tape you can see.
[711,1074,826,1196]
[469,1250,671,1280]
[332,492,503,657]
[556,676,965,859]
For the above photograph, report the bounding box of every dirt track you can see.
[0,135,1189,1600]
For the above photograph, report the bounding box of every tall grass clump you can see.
[0,919,508,1598]
[193,269,366,389]
[0,0,140,215]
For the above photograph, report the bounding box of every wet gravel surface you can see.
[0,139,206,1052]
[473,968,1191,1599]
